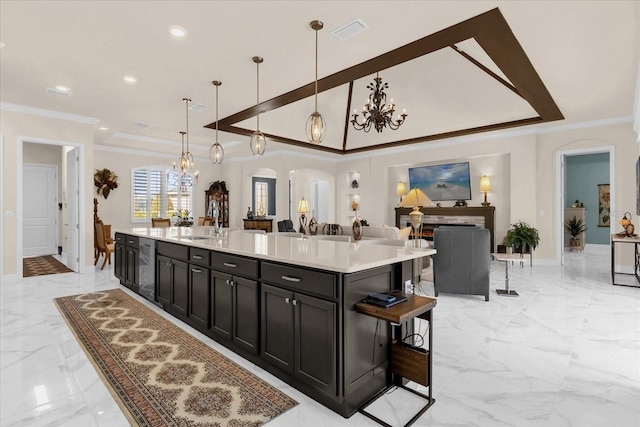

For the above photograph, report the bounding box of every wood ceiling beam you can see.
[210,7,563,154]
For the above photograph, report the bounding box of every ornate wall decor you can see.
[598,183,610,227]
[94,168,118,199]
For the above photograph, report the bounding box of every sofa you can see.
[432,226,491,301]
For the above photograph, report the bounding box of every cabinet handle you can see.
[192,255,203,260]
[285,297,290,304]
[230,280,234,287]
[166,261,172,267]
[191,268,202,273]
[223,262,237,268]
[292,299,297,306]
[281,275,301,282]
[128,240,134,244]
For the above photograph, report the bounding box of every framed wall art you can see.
[598,183,610,227]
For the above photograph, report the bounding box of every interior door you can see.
[23,164,57,257]
[66,148,79,271]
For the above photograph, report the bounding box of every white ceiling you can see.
[1,1,638,160]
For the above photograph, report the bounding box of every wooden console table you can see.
[611,234,640,287]
[243,218,273,232]
[355,293,437,427]
[396,206,496,251]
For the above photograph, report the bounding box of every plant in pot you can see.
[503,221,540,255]
[565,216,587,251]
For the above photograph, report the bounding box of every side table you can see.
[355,292,437,427]
[492,253,527,297]
[611,234,640,287]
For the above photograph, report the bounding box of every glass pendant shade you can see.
[250,130,267,156]
[306,111,325,144]
[209,80,224,164]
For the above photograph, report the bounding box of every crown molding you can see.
[535,115,633,135]
[0,102,99,124]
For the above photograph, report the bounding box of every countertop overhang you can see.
[116,227,435,274]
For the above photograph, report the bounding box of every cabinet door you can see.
[294,293,336,395]
[233,276,259,354]
[125,247,139,292]
[114,244,125,281]
[156,255,172,307]
[211,271,233,340]
[189,264,210,331]
[171,259,189,319]
[261,284,294,374]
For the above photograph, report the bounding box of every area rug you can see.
[23,255,73,277]
[54,288,297,426]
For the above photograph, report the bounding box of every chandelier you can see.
[351,72,407,133]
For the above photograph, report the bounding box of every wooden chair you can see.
[94,219,115,270]
[198,216,213,226]
[151,217,171,227]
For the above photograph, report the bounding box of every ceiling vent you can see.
[46,87,72,96]
[189,103,207,113]
[330,18,368,41]
[133,122,150,129]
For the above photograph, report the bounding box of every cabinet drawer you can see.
[262,262,336,299]
[124,235,139,248]
[157,241,188,261]
[212,253,258,279]
[189,247,210,267]
[115,233,126,244]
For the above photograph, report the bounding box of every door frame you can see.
[555,145,615,265]
[23,163,58,257]
[17,136,85,276]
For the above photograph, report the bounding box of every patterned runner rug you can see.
[23,255,73,277]
[54,288,297,426]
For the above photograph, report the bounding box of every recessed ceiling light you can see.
[55,85,71,93]
[99,126,108,131]
[169,25,187,38]
[46,87,72,96]
[123,75,137,84]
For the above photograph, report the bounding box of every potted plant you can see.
[173,209,193,227]
[565,216,587,251]
[503,221,540,255]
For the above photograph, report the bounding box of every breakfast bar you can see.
[114,227,436,418]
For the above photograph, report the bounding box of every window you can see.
[132,167,193,222]
[252,177,276,216]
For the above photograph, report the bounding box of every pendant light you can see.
[182,98,195,171]
[209,80,224,164]
[250,56,267,156]
[306,20,325,144]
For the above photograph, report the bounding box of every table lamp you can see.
[479,175,491,207]
[399,188,433,246]
[297,197,310,234]
[396,181,406,204]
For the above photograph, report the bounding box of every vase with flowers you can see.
[94,168,118,199]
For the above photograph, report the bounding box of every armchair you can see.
[432,226,491,301]
[277,219,296,232]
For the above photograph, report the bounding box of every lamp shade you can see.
[396,181,406,197]
[399,188,433,208]
[297,197,310,214]
[479,175,492,192]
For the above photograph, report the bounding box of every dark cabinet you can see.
[114,233,140,292]
[211,271,259,354]
[125,246,139,292]
[155,254,188,320]
[189,264,210,330]
[261,283,336,395]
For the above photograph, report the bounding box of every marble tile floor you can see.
[1,247,638,427]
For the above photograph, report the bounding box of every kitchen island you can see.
[114,227,435,418]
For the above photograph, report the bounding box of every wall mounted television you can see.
[408,161,472,201]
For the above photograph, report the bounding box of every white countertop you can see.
[117,227,435,274]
